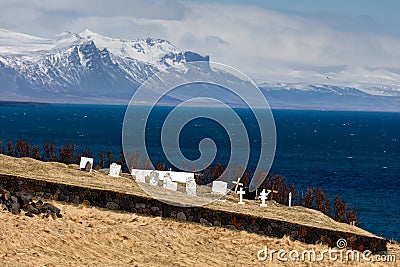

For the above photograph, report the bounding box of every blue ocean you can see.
[0,104,399,241]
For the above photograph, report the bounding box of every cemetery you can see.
[0,154,389,253]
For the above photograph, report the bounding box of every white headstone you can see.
[130,169,195,186]
[155,171,168,181]
[186,177,197,196]
[165,181,178,191]
[163,173,172,188]
[131,169,151,183]
[237,187,246,204]
[149,171,159,186]
[79,157,94,171]
[109,163,121,177]
[135,173,145,183]
[212,181,228,195]
[170,171,195,183]
[259,189,270,207]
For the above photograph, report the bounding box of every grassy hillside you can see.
[0,200,398,266]
[0,154,383,237]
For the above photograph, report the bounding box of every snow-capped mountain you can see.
[0,28,399,111]
[0,28,209,102]
[259,82,400,111]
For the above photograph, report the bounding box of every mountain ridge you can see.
[0,28,209,102]
[0,28,399,111]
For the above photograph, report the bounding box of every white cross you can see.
[237,187,246,204]
[232,177,243,193]
[259,189,270,207]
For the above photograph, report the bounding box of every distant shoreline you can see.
[0,101,51,107]
[1,99,400,113]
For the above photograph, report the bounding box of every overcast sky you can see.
[1,0,399,87]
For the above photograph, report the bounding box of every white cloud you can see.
[0,0,399,88]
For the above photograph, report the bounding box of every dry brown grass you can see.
[0,154,398,266]
[0,201,398,267]
[0,154,382,238]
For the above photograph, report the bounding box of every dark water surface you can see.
[0,104,399,241]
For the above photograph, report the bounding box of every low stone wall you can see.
[0,174,387,253]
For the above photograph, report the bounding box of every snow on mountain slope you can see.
[78,29,180,67]
[259,82,370,96]
[258,65,400,97]
[0,28,209,102]
[0,28,55,55]
[329,66,400,96]
[0,28,399,110]
[259,82,400,111]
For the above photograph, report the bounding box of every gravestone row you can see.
[132,169,232,197]
[132,169,199,196]
[79,157,294,207]
[236,186,293,208]
[79,157,122,177]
